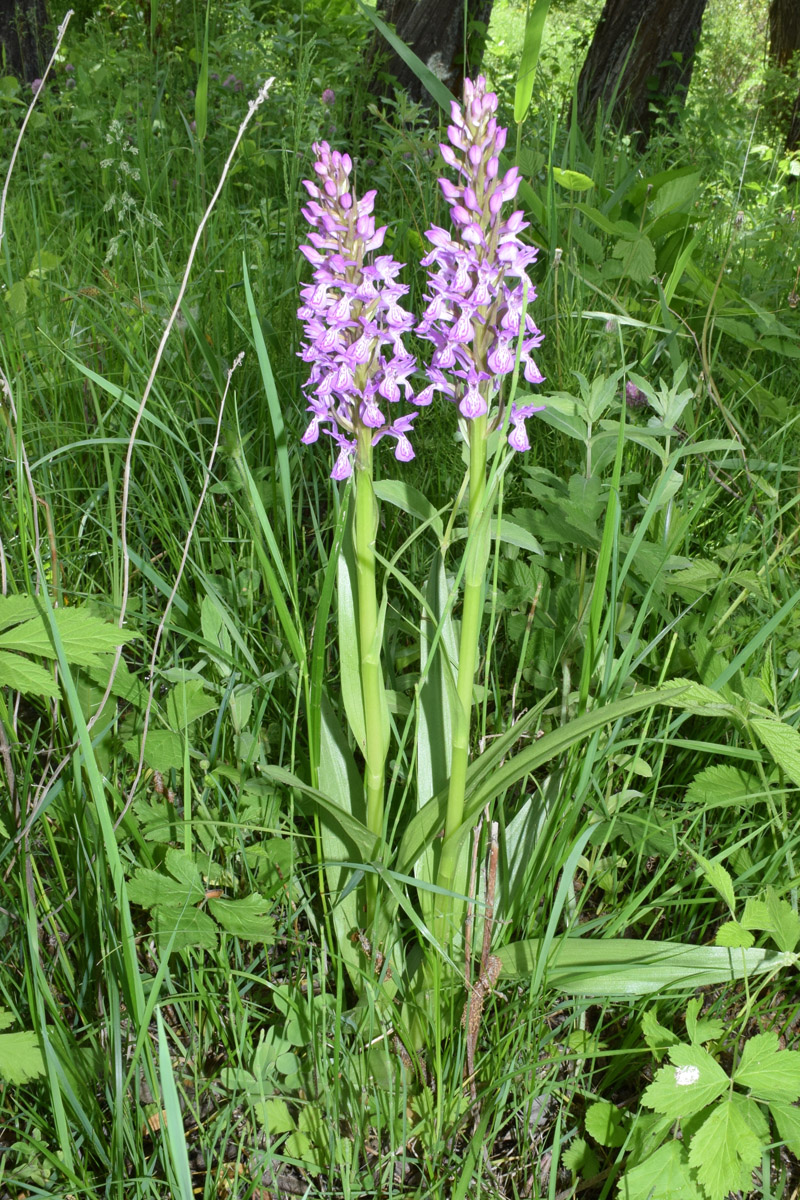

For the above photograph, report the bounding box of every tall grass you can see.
[0,1,799,1197]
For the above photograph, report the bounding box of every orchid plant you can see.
[292,78,772,1055]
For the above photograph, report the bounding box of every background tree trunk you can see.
[367,0,495,108]
[0,0,51,84]
[768,0,800,149]
[577,0,708,144]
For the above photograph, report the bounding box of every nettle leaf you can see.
[641,1008,680,1062]
[0,606,137,663]
[685,997,724,1046]
[769,1100,800,1155]
[611,233,655,284]
[585,1100,627,1147]
[208,894,275,941]
[0,649,59,698]
[750,716,800,789]
[0,1012,45,1085]
[642,1044,728,1119]
[687,1099,762,1200]
[734,1031,800,1102]
[715,920,754,949]
[619,1142,695,1200]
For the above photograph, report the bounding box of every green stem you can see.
[437,417,489,935]
[354,428,387,921]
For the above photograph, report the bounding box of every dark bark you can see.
[768,0,800,150]
[367,0,495,108]
[0,0,51,83]
[576,0,708,143]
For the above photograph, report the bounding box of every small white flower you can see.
[674,1065,700,1086]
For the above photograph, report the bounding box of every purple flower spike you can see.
[417,75,544,449]
[297,141,421,478]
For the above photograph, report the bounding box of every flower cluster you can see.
[417,76,544,451]
[298,141,427,479]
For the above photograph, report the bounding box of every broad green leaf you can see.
[0,596,40,631]
[164,849,204,893]
[688,1100,762,1200]
[0,606,137,663]
[750,716,800,788]
[641,1007,680,1061]
[765,887,800,952]
[124,729,184,773]
[731,1092,770,1141]
[514,0,552,121]
[208,894,275,941]
[584,1100,627,1147]
[128,866,204,907]
[769,1100,800,1155]
[643,1044,728,1119]
[715,920,754,949]
[685,765,761,812]
[200,593,233,677]
[495,516,542,554]
[153,903,217,953]
[27,250,61,277]
[664,678,737,717]
[734,1031,800,1102]
[373,479,443,540]
[742,896,771,931]
[0,1027,45,1085]
[562,1137,599,1180]
[166,679,216,730]
[0,649,59,698]
[5,279,27,316]
[256,1096,295,1136]
[650,172,701,218]
[496,937,789,996]
[685,997,724,1046]
[619,1142,695,1200]
[551,166,594,191]
[611,233,655,284]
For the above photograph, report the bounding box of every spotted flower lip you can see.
[297,142,424,478]
[417,75,544,451]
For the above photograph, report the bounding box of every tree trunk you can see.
[577,0,708,143]
[768,0,800,150]
[0,0,51,84]
[367,0,495,108]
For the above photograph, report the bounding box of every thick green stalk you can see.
[354,428,387,920]
[437,417,489,933]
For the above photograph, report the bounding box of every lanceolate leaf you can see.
[496,936,791,997]
[514,0,553,123]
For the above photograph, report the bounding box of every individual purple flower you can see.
[321,88,336,106]
[625,380,648,409]
[30,78,43,96]
[297,141,422,478]
[417,75,544,451]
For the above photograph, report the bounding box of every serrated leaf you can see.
[742,896,770,932]
[255,1096,294,1135]
[731,1092,770,1141]
[641,1008,680,1061]
[0,607,137,664]
[642,1044,728,1118]
[734,1031,800,1102]
[715,920,754,949]
[618,1142,695,1200]
[665,678,737,716]
[765,887,800,953]
[750,717,800,789]
[562,1136,599,1179]
[0,1029,45,1084]
[688,1100,762,1200]
[685,998,724,1046]
[153,903,217,953]
[164,849,204,893]
[685,764,761,812]
[769,1100,800,1155]
[585,1100,627,1147]
[0,649,59,698]
[0,595,40,631]
[124,729,185,773]
[208,894,275,941]
[127,866,204,908]
[692,852,736,914]
[612,233,655,284]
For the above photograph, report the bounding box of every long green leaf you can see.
[397,685,685,876]
[354,0,455,113]
[514,0,553,123]
[497,937,792,997]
